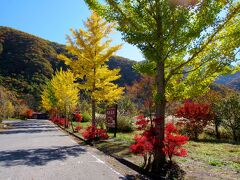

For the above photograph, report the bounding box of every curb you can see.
[50,121,93,146]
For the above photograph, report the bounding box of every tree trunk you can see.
[152,61,166,172]
[92,66,96,127]
[71,119,75,132]
[214,116,221,139]
[215,123,220,139]
[194,131,198,141]
[233,130,237,142]
[64,106,67,128]
[92,99,96,126]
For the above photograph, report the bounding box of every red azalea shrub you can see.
[82,126,109,141]
[74,113,82,122]
[75,125,82,132]
[130,126,158,156]
[50,116,69,127]
[130,115,156,157]
[163,123,189,162]
[134,114,149,130]
[130,135,154,156]
[176,101,213,139]
[130,115,188,168]
[26,109,33,118]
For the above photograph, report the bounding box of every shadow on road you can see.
[0,129,58,135]
[0,145,86,167]
[0,119,58,135]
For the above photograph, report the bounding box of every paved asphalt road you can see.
[0,119,136,180]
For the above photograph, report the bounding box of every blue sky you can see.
[0,0,144,61]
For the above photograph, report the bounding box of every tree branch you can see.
[166,4,240,83]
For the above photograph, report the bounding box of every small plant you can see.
[26,109,33,118]
[117,115,134,132]
[72,113,82,132]
[82,112,91,122]
[75,125,82,132]
[134,114,149,130]
[96,114,106,129]
[82,125,109,142]
[50,116,69,127]
[74,113,83,122]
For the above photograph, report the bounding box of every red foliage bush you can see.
[50,116,69,127]
[130,115,157,157]
[130,126,158,156]
[82,126,109,141]
[130,115,188,165]
[176,101,213,139]
[26,109,33,118]
[74,113,82,122]
[75,125,82,132]
[134,114,149,130]
[163,123,189,162]
[130,135,154,156]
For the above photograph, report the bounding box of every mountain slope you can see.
[0,26,238,108]
[0,26,68,107]
[0,26,140,107]
[215,71,240,90]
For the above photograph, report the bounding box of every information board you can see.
[106,104,117,137]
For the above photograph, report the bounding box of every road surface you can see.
[0,119,136,180]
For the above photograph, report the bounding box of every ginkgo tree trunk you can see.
[85,0,240,172]
[58,12,124,126]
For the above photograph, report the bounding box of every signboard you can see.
[106,104,117,137]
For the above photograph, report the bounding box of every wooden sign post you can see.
[106,104,117,137]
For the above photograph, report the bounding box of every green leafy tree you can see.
[85,0,240,170]
[215,94,240,142]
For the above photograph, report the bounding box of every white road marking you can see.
[70,139,76,143]
[87,152,127,179]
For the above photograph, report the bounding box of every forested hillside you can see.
[0,26,67,107]
[0,26,140,108]
[0,26,239,108]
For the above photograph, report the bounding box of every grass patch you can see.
[71,121,90,128]
[108,132,137,142]
[176,141,240,172]
[208,158,224,167]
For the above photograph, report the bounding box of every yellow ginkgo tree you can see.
[58,12,124,126]
[41,69,79,128]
